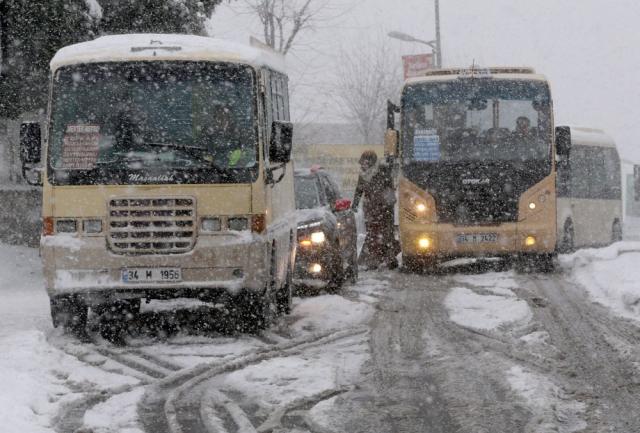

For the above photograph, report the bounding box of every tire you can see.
[231,290,273,333]
[276,268,292,316]
[402,255,436,274]
[612,220,623,243]
[344,245,359,285]
[559,220,575,253]
[516,253,556,273]
[98,299,141,344]
[50,295,88,337]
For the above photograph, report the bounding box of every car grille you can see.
[108,197,196,255]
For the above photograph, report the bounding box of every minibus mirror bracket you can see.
[20,122,43,186]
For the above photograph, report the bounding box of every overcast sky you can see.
[208,0,640,162]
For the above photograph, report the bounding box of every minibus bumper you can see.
[41,233,269,305]
[400,220,556,260]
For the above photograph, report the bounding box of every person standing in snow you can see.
[352,150,398,269]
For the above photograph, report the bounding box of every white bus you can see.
[556,126,622,251]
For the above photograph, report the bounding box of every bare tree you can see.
[240,0,330,55]
[332,40,403,144]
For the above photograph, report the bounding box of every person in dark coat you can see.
[352,150,398,269]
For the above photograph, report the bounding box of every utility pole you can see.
[434,0,442,68]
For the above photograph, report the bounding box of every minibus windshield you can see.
[48,61,258,185]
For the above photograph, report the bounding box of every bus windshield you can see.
[401,79,552,164]
[48,61,258,185]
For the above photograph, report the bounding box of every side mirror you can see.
[20,122,42,165]
[555,126,571,158]
[335,198,351,212]
[384,129,399,158]
[269,121,293,164]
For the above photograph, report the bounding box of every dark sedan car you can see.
[293,168,358,290]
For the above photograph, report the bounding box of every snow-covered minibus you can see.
[555,126,622,250]
[20,34,297,334]
[386,67,558,270]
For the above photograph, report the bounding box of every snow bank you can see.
[561,242,640,322]
[290,294,373,335]
[507,366,586,432]
[83,388,145,433]
[444,287,532,331]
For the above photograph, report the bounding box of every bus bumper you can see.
[41,233,270,305]
[400,221,556,259]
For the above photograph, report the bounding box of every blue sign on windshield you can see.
[414,129,441,161]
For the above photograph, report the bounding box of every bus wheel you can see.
[98,299,140,345]
[402,256,436,274]
[559,220,575,253]
[50,295,88,338]
[276,268,293,315]
[232,290,273,333]
[612,220,623,243]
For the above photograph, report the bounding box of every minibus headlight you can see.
[228,217,249,231]
[201,217,222,232]
[56,219,77,233]
[418,237,432,250]
[83,219,102,234]
[311,231,326,244]
[525,236,536,246]
[415,202,428,213]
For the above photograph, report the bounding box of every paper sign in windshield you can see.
[61,125,100,170]
[413,129,440,161]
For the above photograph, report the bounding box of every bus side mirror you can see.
[20,122,43,186]
[555,126,571,157]
[20,122,42,165]
[384,129,399,158]
[269,120,293,164]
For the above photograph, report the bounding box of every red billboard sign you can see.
[402,53,434,79]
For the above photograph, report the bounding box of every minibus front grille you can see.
[108,197,196,254]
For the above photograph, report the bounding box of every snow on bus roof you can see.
[50,34,286,73]
[561,125,616,148]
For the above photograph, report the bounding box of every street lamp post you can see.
[387,0,443,68]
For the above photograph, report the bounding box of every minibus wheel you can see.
[97,299,141,344]
[231,290,273,333]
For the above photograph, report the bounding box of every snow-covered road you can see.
[3,242,640,432]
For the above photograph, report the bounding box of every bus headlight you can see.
[528,202,536,210]
[311,231,326,244]
[83,219,102,234]
[525,236,536,246]
[56,219,77,233]
[201,217,222,232]
[418,237,432,250]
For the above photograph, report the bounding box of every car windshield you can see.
[402,79,552,163]
[294,176,321,209]
[48,61,258,185]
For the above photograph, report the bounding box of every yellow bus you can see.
[386,67,557,270]
[20,34,297,334]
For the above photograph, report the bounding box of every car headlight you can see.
[201,217,222,232]
[56,219,77,233]
[311,231,326,244]
[83,219,102,234]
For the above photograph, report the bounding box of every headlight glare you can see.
[311,231,326,244]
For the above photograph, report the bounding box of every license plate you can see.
[121,268,182,283]
[456,233,498,244]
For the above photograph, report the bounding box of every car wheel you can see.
[345,245,358,284]
[50,295,88,338]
